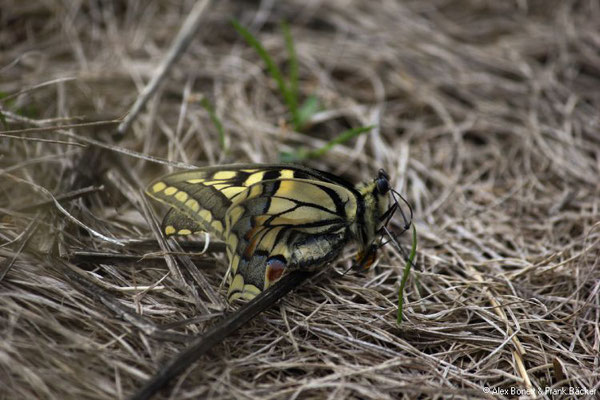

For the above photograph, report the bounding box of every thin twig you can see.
[116,0,211,137]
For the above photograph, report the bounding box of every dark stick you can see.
[129,270,312,400]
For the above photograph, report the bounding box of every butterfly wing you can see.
[159,209,205,236]
[146,168,241,239]
[225,178,359,301]
[146,164,363,302]
[146,164,358,238]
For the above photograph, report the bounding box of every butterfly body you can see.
[146,164,391,302]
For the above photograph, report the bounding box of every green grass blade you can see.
[296,95,319,128]
[304,125,374,159]
[278,149,306,162]
[397,224,417,324]
[232,20,296,125]
[199,98,226,151]
[281,21,299,124]
[279,125,373,162]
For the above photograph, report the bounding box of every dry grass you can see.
[2,1,600,399]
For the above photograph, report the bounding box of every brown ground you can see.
[1,1,599,399]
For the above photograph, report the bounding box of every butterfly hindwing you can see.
[160,209,205,236]
[147,170,232,238]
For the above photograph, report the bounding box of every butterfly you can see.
[146,164,404,302]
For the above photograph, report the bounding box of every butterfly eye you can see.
[376,169,390,194]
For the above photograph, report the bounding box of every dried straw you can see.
[1,1,599,399]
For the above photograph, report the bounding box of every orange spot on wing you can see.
[266,258,286,284]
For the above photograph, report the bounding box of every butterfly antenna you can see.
[377,188,418,270]
[391,188,413,231]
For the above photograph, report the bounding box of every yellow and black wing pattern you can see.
[146,164,392,302]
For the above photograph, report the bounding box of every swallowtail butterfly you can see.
[146,164,401,302]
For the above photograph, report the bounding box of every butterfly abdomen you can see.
[290,229,350,269]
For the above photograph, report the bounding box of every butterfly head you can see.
[352,169,391,268]
[353,169,412,270]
